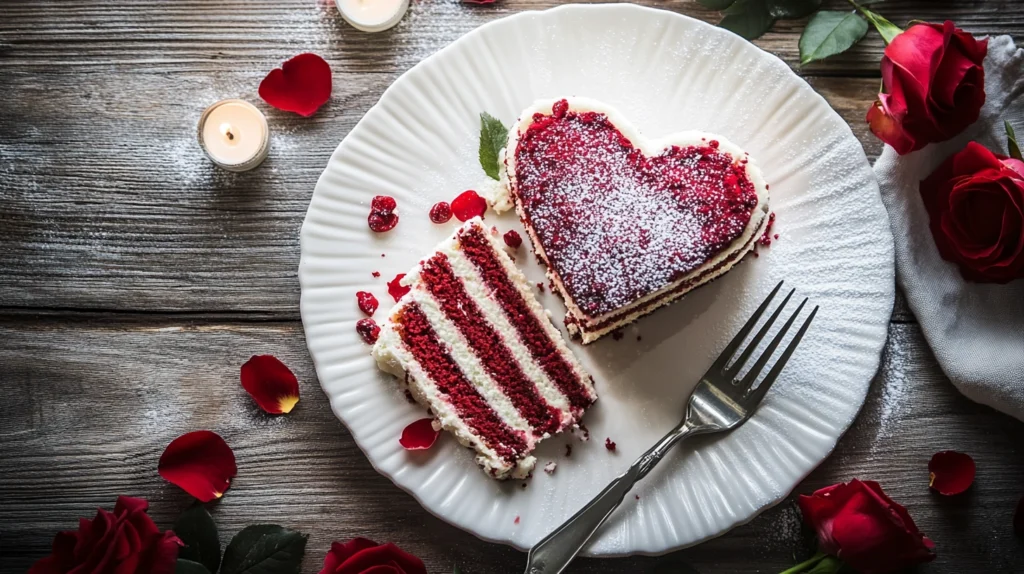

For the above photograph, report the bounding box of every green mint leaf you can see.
[719,0,775,40]
[768,0,822,19]
[805,555,844,574]
[478,112,507,181]
[173,504,221,574]
[697,0,737,8]
[175,559,212,574]
[799,11,869,65]
[859,7,902,44]
[220,525,308,574]
[1007,120,1023,160]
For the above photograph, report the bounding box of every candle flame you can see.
[219,122,235,141]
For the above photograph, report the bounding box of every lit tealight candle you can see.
[336,0,409,33]
[197,99,270,172]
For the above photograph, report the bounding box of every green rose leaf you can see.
[768,0,822,19]
[175,559,212,574]
[173,504,221,574]
[220,525,308,574]
[479,112,508,181]
[719,0,775,40]
[1006,120,1022,161]
[799,10,869,65]
[697,0,737,8]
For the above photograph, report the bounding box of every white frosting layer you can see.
[501,97,770,343]
[372,218,595,479]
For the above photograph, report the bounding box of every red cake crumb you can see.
[635,494,640,500]
[503,229,523,249]
[759,212,777,247]
[356,291,378,316]
[577,422,590,441]
[611,330,624,341]
[356,318,380,344]
[387,273,410,302]
[429,201,452,224]
[368,195,399,232]
[514,516,520,525]
[605,438,616,452]
[372,271,381,278]
[451,190,487,221]
[537,282,545,293]
[565,444,572,457]
[381,253,386,257]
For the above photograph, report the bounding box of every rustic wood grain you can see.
[1,318,1022,573]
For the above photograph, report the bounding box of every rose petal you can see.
[387,273,410,302]
[240,355,300,414]
[451,190,487,221]
[929,450,976,495]
[1015,495,1024,536]
[258,53,332,117]
[158,431,237,502]
[399,418,440,450]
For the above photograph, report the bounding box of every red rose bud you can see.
[503,229,523,248]
[368,195,399,232]
[356,318,380,345]
[258,53,332,117]
[240,355,300,414]
[318,537,427,574]
[868,21,987,155]
[429,201,453,224]
[928,450,976,495]
[399,418,441,450]
[29,496,182,574]
[798,479,935,574]
[387,273,410,302]
[158,431,237,502]
[451,190,487,221]
[356,291,378,316]
[920,142,1024,282]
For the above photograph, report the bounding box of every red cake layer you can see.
[457,226,595,413]
[513,102,759,317]
[418,252,563,436]
[393,303,528,463]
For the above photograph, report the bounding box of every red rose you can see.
[798,480,935,574]
[867,21,988,155]
[318,538,427,574]
[30,496,181,574]
[920,141,1024,282]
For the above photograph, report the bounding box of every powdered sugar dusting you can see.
[513,105,758,316]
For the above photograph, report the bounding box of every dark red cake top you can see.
[513,101,759,317]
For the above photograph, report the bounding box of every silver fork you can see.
[524,281,818,574]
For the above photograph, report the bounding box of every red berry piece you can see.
[356,318,380,344]
[605,438,617,452]
[429,201,452,224]
[368,195,398,232]
[503,230,522,249]
[372,271,381,278]
[356,291,378,316]
[451,190,487,222]
[387,273,410,302]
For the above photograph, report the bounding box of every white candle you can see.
[336,0,409,33]
[197,99,269,172]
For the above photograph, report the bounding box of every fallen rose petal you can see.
[451,190,487,221]
[929,450,976,495]
[258,53,332,117]
[1015,495,1024,536]
[388,273,410,302]
[240,355,300,414]
[399,418,440,450]
[159,431,237,502]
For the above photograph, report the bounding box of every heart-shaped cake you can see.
[499,98,770,343]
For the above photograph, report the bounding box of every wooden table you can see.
[3,1,1024,572]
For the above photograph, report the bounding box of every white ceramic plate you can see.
[299,4,894,556]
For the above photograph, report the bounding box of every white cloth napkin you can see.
[874,35,1024,422]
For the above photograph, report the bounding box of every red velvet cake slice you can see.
[500,98,771,343]
[372,218,597,479]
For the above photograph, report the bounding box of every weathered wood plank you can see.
[1,318,1021,573]
[0,0,1020,75]
[0,71,882,315]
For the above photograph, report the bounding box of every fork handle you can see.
[524,422,699,574]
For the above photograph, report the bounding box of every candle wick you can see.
[219,122,235,141]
